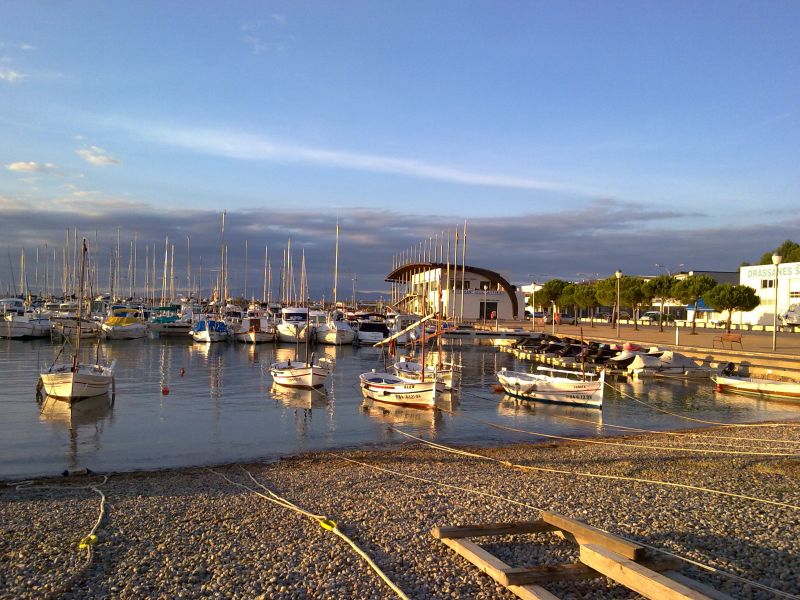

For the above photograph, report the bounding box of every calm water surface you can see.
[2,337,799,479]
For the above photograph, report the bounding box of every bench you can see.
[712,332,743,350]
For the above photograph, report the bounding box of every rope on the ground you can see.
[605,380,800,428]
[15,475,109,600]
[389,427,800,512]
[208,467,410,600]
[334,453,799,600]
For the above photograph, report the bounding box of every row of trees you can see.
[532,274,760,334]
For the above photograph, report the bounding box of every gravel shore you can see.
[2,422,799,599]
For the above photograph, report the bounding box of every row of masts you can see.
[390,220,469,321]
[4,223,347,309]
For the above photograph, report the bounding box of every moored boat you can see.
[496,367,605,408]
[393,358,455,390]
[713,374,800,401]
[359,370,442,409]
[101,307,149,340]
[191,317,231,343]
[269,356,334,389]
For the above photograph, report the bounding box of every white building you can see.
[739,261,800,325]
[387,263,526,321]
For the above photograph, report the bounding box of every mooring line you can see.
[208,467,410,600]
[333,453,799,600]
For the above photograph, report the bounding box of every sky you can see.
[1,1,799,299]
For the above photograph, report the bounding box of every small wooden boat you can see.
[713,374,800,401]
[496,367,605,408]
[393,358,455,390]
[270,356,334,389]
[359,370,442,409]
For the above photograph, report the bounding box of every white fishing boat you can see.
[2,313,34,338]
[496,367,605,408]
[713,373,800,401]
[52,317,100,340]
[234,306,276,343]
[269,355,334,389]
[101,307,149,340]
[359,370,442,409]
[277,307,312,343]
[393,358,455,390]
[38,239,116,403]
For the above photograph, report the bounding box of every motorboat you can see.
[149,304,195,337]
[627,351,711,379]
[353,320,390,345]
[52,317,100,340]
[277,307,312,343]
[315,310,356,345]
[101,307,149,340]
[191,317,231,343]
[386,314,422,345]
[359,369,442,409]
[234,305,276,343]
[496,366,605,408]
[713,364,800,401]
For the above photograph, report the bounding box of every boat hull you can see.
[101,323,149,339]
[150,322,192,336]
[713,375,800,401]
[316,324,356,345]
[270,360,331,389]
[497,369,604,408]
[393,361,455,390]
[40,362,115,403]
[359,372,440,409]
[235,330,276,343]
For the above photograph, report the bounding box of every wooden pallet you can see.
[432,511,731,600]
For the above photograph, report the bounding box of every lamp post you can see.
[615,269,622,338]
[482,284,488,327]
[772,254,782,351]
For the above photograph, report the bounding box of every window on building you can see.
[479,280,492,290]
[761,279,774,289]
[791,291,800,299]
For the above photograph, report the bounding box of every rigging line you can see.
[333,453,799,600]
[389,427,800,513]
[606,381,800,428]
[208,468,410,600]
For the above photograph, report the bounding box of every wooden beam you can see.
[579,544,711,600]
[541,511,644,560]
[503,555,682,586]
[432,520,556,539]
[440,537,513,584]
[507,584,561,600]
[662,571,734,600]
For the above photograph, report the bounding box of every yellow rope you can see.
[390,427,800,512]
[334,453,799,600]
[208,468,410,600]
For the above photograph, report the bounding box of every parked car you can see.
[602,310,630,322]
[557,313,577,325]
[641,311,675,323]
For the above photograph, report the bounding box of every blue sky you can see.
[1,2,799,297]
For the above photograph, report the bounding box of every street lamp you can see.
[772,254,782,351]
[615,269,622,338]
[482,284,488,327]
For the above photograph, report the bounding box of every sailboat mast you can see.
[73,239,87,372]
[333,221,339,308]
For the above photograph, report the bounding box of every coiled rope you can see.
[389,427,800,512]
[15,475,109,600]
[333,453,799,600]
[208,467,409,600]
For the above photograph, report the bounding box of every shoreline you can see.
[2,422,799,599]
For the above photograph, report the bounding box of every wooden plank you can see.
[579,544,711,600]
[507,584,561,600]
[662,571,733,600]
[541,511,644,560]
[432,520,556,540]
[440,537,513,583]
[503,555,682,586]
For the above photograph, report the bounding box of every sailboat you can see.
[316,222,356,345]
[39,239,116,403]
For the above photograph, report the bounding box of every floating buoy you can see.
[162,386,170,395]
[179,368,185,376]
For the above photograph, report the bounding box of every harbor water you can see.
[2,337,799,480]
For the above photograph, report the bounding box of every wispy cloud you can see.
[6,161,56,173]
[0,68,26,83]
[76,145,121,166]
[242,35,268,55]
[140,124,593,195]
[0,42,34,51]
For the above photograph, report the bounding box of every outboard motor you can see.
[721,362,736,376]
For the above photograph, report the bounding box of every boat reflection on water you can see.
[39,393,114,470]
[497,394,603,430]
[360,398,446,432]
[269,383,329,410]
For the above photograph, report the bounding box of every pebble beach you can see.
[2,423,799,600]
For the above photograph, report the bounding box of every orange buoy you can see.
[162,386,170,395]
[179,368,185,376]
